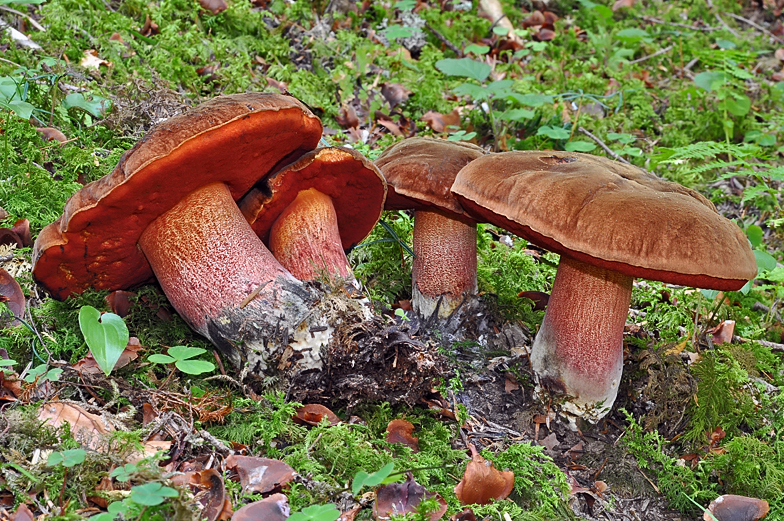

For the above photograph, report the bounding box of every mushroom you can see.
[451,151,757,424]
[32,93,324,367]
[239,147,386,285]
[374,137,486,320]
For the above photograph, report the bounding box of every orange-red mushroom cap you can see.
[239,147,387,249]
[32,93,323,299]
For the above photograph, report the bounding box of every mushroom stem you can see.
[531,255,632,422]
[412,209,477,320]
[268,187,354,283]
[138,182,313,366]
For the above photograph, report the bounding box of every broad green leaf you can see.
[617,146,642,156]
[716,39,736,50]
[63,92,112,118]
[758,134,776,147]
[175,359,215,375]
[615,28,650,42]
[723,94,750,117]
[508,93,554,107]
[755,249,777,272]
[130,483,178,506]
[693,71,725,92]
[288,504,341,521]
[5,100,34,119]
[394,0,416,10]
[0,0,45,4]
[492,26,509,36]
[0,359,15,367]
[382,25,417,40]
[746,225,763,248]
[352,462,394,495]
[0,77,19,100]
[499,108,535,121]
[700,289,720,300]
[607,132,635,144]
[537,125,570,140]
[564,141,596,152]
[111,463,138,482]
[485,79,514,95]
[435,58,491,82]
[79,306,129,377]
[464,44,490,55]
[452,82,490,99]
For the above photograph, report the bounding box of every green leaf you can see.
[746,225,763,248]
[175,359,215,375]
[130,483,178,506]
[352,462,394,495]
[693,71,726,92]
[394,0,416,10]
[723,94,750,117]
[0,359,15,367]
[435,58,491,82]
[508,93,554,107]
[615,28,650,42]
[464,44,490,55]
[452,82,490,99]
[79,306,129,377]
[564,140,596,152]
[168,345,207,361]
[5,100,34,119]
[110,463,138,482]
[499,108,535,121]
[700,289,720,300]
[382,26,417,40]
[288,504,341,521]
[537,125,570,140]
[148,354,176,364]
[607,132,635,144]
[492,26,509,36]
[48,449,86,468]
[716,39,736,50]
[754,249,777,272]
[63,92,112,118]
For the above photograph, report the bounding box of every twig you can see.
[424,21,461,57]
[0,5,46,32]
[577,126,633,166]
[732,336,784,352]
[642,16,716,32]
[724,12,784,45]
[629,45,673,65]
[714,13,739,38]
[638,467,661,494]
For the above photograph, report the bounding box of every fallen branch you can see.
[642,16,716,32]
[577,126,633,166]
[714,13,740,38]
[424,21,462,57]
[629,45,673,65]
[724,12,784,45]
[733,335,784,352]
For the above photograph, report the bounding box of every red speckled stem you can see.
[268,187,353,283]
[531,255,632,412]
[139,182,312,366]
[412,209,477,320]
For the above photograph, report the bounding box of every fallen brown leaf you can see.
[197,469,229,521]
[539,432,559,451]
[386,419,420,452]
[225,455,297,494]
[381,83,412,108]
[612,0,635,10]
[105,290,136,317]
[73,337,143,375]
[199,0,228,14]
[705,494,769,521]
[454,445,514,505]
[36,127,68,143]
[421,109,460,133]
[0,269,24,328]
[336,104,360,128]
[373,473,447,521]
[231,493,289,521]
[294,404,341,426]
[9,503,35,521]
[707,320,735,345]
[38,402,111,451]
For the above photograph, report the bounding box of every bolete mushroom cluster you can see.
[32,93,385,374]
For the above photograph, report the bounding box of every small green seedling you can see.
[24,363,62,383]
[47,449,86,467]
[79,305,129,377]
[394,308,410,322]
[0,359,16,373]
[352,462,395,495]
[110,463,138,482]
[148,346,215,375]
[130,482,179,506]
[288,504,341,521]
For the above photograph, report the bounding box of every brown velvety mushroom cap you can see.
[374,137,485,216]
[240,147,386,249]
[452,151,757,290]
[33,93,323,299]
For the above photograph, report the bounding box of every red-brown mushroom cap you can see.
[32,93,323,299]
[239,147,386,249]
[374,137,485,216]
[451,151,757,289]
